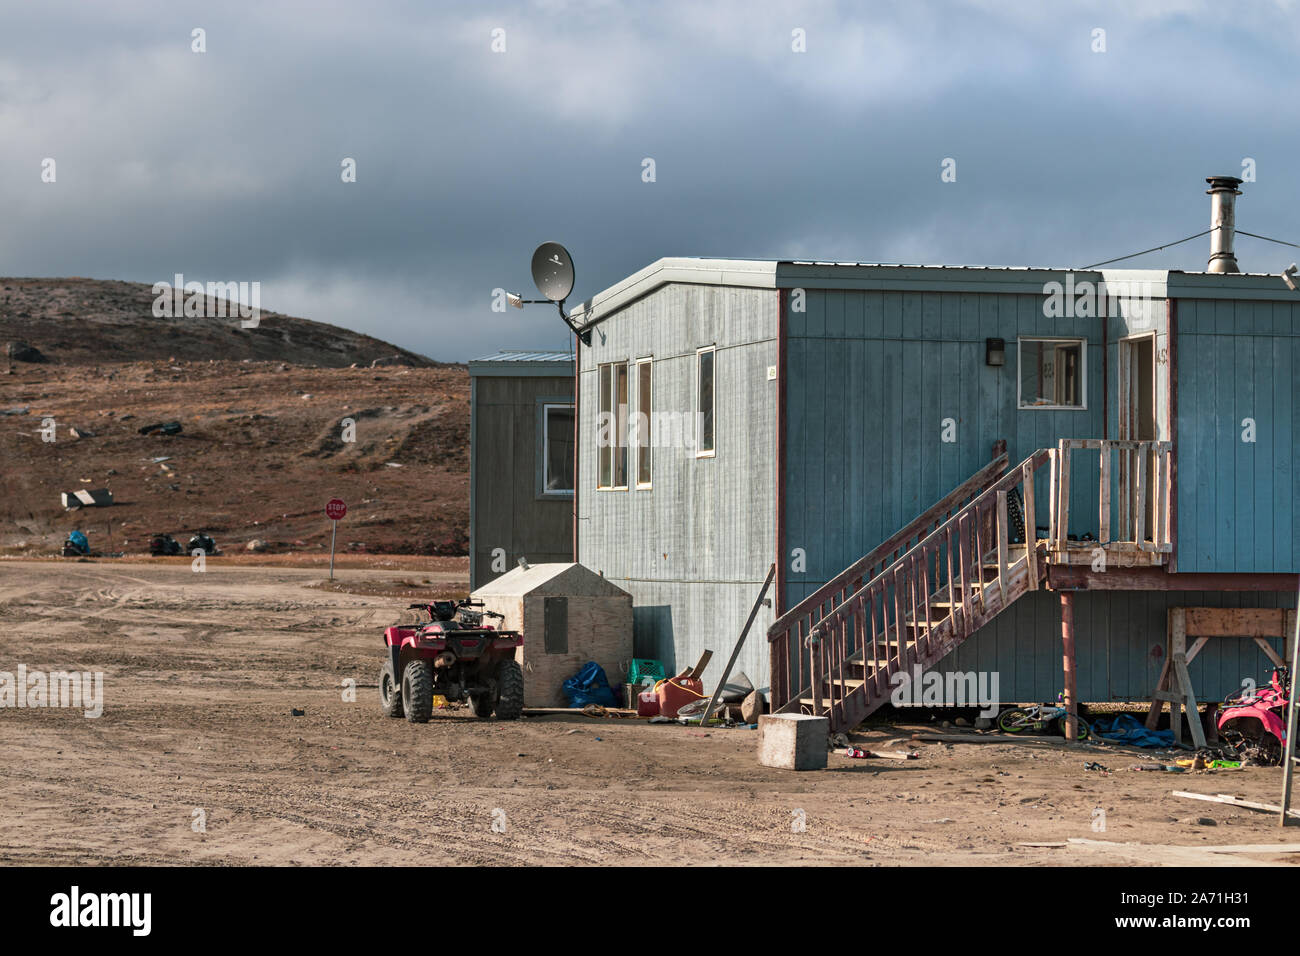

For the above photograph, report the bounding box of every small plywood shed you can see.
[472,562,633,707]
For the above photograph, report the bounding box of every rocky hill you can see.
[0,279,470,558]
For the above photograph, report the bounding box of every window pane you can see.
[637,361,652,485]
[614,363,629,486]
[1019,340,1082,408]
[545,405,574,493]
[598,364,612,487]
[698,349,714,452]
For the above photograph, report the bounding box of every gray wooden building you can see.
[568,247,1299,718]
[468,350,575,589]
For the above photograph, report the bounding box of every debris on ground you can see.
[1173,790,1300,819]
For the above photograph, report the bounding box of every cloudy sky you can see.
[2,0,1298,361]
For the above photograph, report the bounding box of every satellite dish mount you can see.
[508,242,591,345]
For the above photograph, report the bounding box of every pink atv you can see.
[1217,666,1291,765]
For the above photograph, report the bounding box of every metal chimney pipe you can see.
[1206,175,1244,273]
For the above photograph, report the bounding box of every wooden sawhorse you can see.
[1146,608,1296,748]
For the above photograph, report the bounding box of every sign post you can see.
[325,498,347,580]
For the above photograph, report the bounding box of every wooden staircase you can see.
[768,449,1052,732]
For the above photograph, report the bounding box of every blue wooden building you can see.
[567,196,1299,730]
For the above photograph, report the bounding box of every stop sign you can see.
[325,498,347,521]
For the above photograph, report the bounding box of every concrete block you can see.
[757,713,829,770]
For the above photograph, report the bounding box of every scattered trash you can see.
[1083,761,1111,773]
[840,747,920,760]
[1,405,30,416]
[290,708,305,717]
[564,728,582,735]
[137,421,182,436]
[61,488,113,510]
[1131,763,1185,772]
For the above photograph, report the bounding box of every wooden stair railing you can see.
[767,449,1010,715]
[771,450,1053,732]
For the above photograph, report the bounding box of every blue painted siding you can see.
[783,288,1103,610]
[1174,298,1300,573]
[939,590,1294,702]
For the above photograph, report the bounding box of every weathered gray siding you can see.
[470,374,574,589]
[577,283,778,687]
[1174,297,1300,573]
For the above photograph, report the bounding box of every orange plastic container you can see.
[636,690,660,717]
[656,676,704,718]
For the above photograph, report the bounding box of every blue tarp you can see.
[1091,713,1175,748]
[562,661,618,709]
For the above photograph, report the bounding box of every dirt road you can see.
[2,560,1299,866]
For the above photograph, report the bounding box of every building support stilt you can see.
[1060,591,1078,740]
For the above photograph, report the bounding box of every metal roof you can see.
[470,349,574,363]
[566,257,1300,327]
[468,348,574,378]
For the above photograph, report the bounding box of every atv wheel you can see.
[471,691,495,719]
[380,660,403,718]
[495,659,525,720]
[402,659,434,723]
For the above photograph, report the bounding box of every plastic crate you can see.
[627,658,666,686]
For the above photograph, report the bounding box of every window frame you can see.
[695,345,716,458]
[1016,336,1087,411]
[634,357,653,489]
[595,361,630,490]
[537,400,575,499]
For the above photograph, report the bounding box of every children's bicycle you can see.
[997,694,1091,739]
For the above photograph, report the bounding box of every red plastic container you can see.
[637,690,660,717]
[656,676,704,718]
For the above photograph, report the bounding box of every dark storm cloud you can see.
[2,0,1298,360]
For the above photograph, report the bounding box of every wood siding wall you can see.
[1175,298,1300,573]
[783,288,1104,611]
[577,284,778,687]
[934,589,1293,702]
[470,374,574,589]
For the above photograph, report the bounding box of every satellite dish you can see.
[531,242,575,303]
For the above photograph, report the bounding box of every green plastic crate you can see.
[627,659,666,686]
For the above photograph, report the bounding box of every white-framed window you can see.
[635,357,652,488]
[596,361,629,489]
[696,346,715,457]
[540,403,574,496]
[1018,337,1086,410]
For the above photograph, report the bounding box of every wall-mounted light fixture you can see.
[986,337,1006,367]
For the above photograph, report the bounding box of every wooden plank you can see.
[1022,461,1039,585]
[1134,442,1148,546]
[996,490,1009,600]
[1057,442,1072,549]
[1184,607,1290,637]
[1253,637,1286,668]
[1048,448,1059,551]
[1173,791,1300,820]
[1173,653,1207,748]
[1098,443,1111,545]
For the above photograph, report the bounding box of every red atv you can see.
[380,599,524,723]
[1218,666,1291,764]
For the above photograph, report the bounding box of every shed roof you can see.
[468,349,574,377]
[471,562,631,598]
